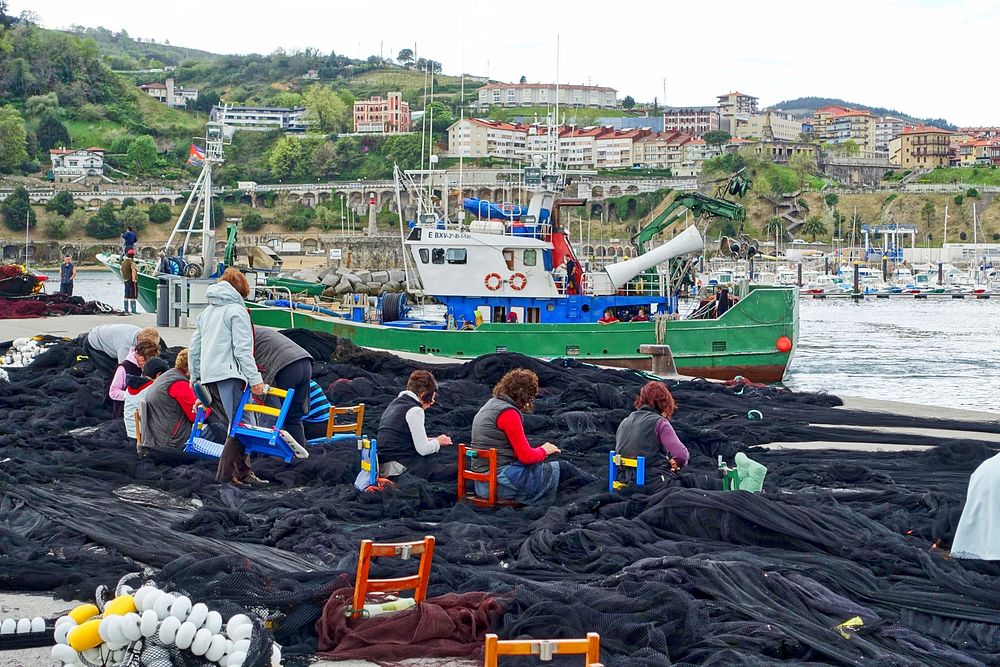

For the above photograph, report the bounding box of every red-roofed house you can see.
[49,147,107,183]
[447,118,528,159]
[138,78,198,109]
[899,126,953,169]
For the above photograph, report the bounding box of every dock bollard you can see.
[639,345,679,378]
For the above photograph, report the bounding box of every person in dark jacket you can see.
[141,349,225,454]
[470,368,561,504]
[252,326,313,450]
[59,254,76,296]
[367,370,452,487]
[615,381,689,486]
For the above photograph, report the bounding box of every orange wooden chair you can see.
[350,535,435,619]
[327,403,365,439]
[484,632,601,666]
[457,445,522,509]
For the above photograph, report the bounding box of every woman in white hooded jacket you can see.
[189,268,268,487]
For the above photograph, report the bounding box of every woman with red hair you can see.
[614,381,689,485]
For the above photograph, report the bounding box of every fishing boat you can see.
[247,167,799,382]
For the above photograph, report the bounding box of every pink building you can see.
[353,92,412,134]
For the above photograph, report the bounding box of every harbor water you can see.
[66,271,999,413]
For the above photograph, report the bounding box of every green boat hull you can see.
[248,286,799,382]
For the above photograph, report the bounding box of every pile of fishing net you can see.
[0,292,120,319]
[1,330,999,666]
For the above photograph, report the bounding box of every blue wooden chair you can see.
[229,385,297,463]
[183,406,225,459]
[608,451,645,493]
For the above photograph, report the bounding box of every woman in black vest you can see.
[470,368,561,504]
[372,370,452,485]
[615,381,689,486]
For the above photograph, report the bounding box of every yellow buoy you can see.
[103,595,137,617]
[67,618,103,652]
[67,604,100,625]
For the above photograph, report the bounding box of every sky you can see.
[13,0,1000,126]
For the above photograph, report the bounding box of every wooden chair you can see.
[350,535,435,619]
[457,445,520,509]
[608,451,646,493]
[484,632,601,666]
[229,385,297,462]
[307,403,365,445]
[133,410,142,448]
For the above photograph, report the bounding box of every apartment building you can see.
[632,131,693,171]
[209,106,309,133]
[353,92,412,134]
[662,107,720,137]
[899,125,953,169]
[874,117,905,154]
[716,91,758,132]
[812,106,875,152]
[956,139,1000,166]
[732,111,804,142]
[446,118,526,159]
[474,82,618,109]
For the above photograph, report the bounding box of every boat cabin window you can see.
[523,249,537,267]
[526,307,541,323]
[491,306,508,323]
[503,249,515,271]
[446,248,467,264]
[418,248,429,264]
[431,248,445,264]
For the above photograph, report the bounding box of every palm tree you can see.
[763,216,789,242]
[801,215,828,242]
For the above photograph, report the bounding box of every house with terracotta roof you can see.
[138,78,198,109]
[353,92,411,134]
[48,147,108,183]
[899,125,953,169]
[632,131,693,171]
[474,82,618,109]
[662,107,720,137]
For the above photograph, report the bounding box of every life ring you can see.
[484,273,503,291]
[509,272,527,291]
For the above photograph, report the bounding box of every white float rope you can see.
[51,585,281,667]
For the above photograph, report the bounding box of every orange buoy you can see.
[776,336,792,353]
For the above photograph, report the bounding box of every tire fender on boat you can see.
[509,272,527,291]
[485,273,503,291]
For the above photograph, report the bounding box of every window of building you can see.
[446,248,467,264]
[431,248,445,264]
[419,248,429,263]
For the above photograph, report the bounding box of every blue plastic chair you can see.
[183,406,225,459]
[608,451,646,493]
[359,437,378,488]
[229,386,297,463]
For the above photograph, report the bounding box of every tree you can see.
[241,210,265,232]
[311,141,340,180]
[622,95,635,111]
[303,84,349,133]
[921,201,935,228]
[788,151,818,177]
[119,205,149,232]
[0,105,28,173]
[425,101,454,133]
[954,194,964,206]
[147,202,172,224]
[85,204,119,239]
[763,216,788,242]
[824,193,839,208]
[703,130,731,148]
[121,197,137,209]
[126,135,158,174]
[45,190,76,217]
[519,75,527,84]
[397,48,414,66]
[967,187,979,199]
[25,92,59,118]
[652,97,660,114]
[801,215,827,242]
[269,136,303,180]
[1,185,35,231]
[36,115,70,153]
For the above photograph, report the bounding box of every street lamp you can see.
[340,193,345,234]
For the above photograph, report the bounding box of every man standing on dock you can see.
[59,254,76,297]
[121,249,138,314]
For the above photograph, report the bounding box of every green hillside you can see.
[61,25,221,70]
[769,96,954,131]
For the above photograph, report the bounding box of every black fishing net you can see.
[0,293,121,319]
[1,331,999,666]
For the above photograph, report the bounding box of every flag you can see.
[187,144,205,166]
